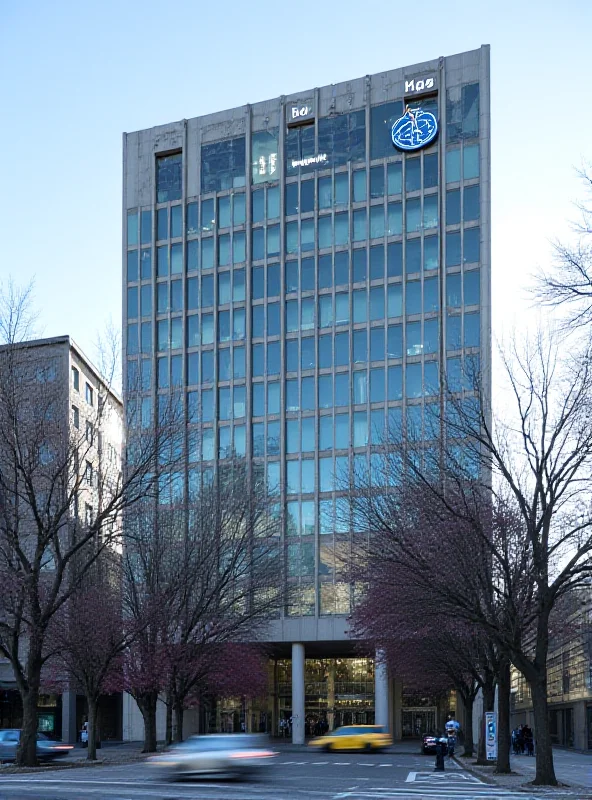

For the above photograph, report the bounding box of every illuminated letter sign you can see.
[404,76,436,95]
[287,102,315,126]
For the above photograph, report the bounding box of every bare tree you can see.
[535,167,592,328]
[348,331,592,785]
[123,457,283,751]
[0,283,182,765]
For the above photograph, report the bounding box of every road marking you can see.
[335,761,351,765]
[312,761,329,765]
[357,762,374,766]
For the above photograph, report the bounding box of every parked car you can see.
[0,730,73,762]
[309,725,392,752]
[422,733,439,754]
[148,734,277,781]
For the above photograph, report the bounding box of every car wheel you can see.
[364,743,373,752]
[325,743,334,753]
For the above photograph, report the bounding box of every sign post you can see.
[485,712,497,761]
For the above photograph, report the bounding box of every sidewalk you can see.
[457,747,592,796]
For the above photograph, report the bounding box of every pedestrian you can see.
[523,725,534,756]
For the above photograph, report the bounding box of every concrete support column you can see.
[375,651,389,731]
[327,662,336,731]
[61,691,77,744]
[291,643,305,744]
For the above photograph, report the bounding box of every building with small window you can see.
[122,46,491,742]
[0,336,123,742]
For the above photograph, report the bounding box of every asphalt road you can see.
[0,750,556,800]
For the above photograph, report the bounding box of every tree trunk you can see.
[495,657,511,774]
[476,682,495,765]
[87,695,99,761]
[174,703,184,743]
[137,692,158,753]
[531,677,557,785]
[165,691,173,747]
[16,687,39,767]
[461,694,475,757]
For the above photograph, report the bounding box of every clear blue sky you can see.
[1,0,590,361]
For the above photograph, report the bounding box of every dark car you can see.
[0,730,73,763]
[422,733,439,754]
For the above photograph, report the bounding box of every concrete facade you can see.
[122,46,491,741]
[0,336,123,742]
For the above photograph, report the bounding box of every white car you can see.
[148,734,277,781]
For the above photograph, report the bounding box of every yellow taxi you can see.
[308,725,392,752]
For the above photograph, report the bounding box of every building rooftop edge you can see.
[123,44,490,139]
[0,335,123,406]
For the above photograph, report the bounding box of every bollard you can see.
[434,738,445,771]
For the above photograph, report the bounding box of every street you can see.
[0,750,563,800]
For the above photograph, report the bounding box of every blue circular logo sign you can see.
[391,107,438,151]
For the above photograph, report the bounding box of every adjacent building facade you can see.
[0,336,123,742]
[122,46,491,742]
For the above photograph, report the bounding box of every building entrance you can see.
[276,657,375,737]
[402,708,437,737]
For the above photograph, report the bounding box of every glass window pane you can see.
[334,213,349,246]
[464,227,480,263]
[387,365,402,400]
[353,170,366,202]
[406,363,422,398]
[370,205,385,239]
[405,158,421,193]
[424,236,438,271]
[463,144,480,180]
[446,149,461,182]
[424,276,439,312]
[387,202,402,236]
[301,180,314,214]
[464,184,480,221]
[157,245,169,277]
[446,232,461,267]
[406,239,421,274]
[387,161,402,195]
[387,284,402,317]
[319,176,332,209]
[353,209,367,242]
[424,153,438,189]
[423,195,438,229]
[387,241,402,277]
[446,314,462,350]
[406,320,421,356]
[464,312,480,347]
[127,212,138,246]
[157,208,168,241]
[387,324,402,358]
[370,287,384,321]
[318,215,332,249]
[233,193,246,226]
[406,198,421,233]
[424,318,439,354]
[447,190,461,225]
[252,190,264,223]
[464,269,480,305]
[370,165,384,198]
[267,186,280,219]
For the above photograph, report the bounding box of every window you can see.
[72,405,79,429]
[71,366,80,392]
[201,137,246,193]
[447,83,480,142]
[85,382,94,406]
[252,129,279,184]
[85,420,93,444]
[156,153,182,203]
[371,100,404,160]
[317,110,366,168]
[85,461,93,486]
[85,504,93,527]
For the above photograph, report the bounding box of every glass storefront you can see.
[275,657,374,737]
